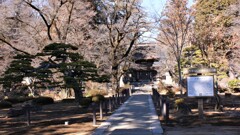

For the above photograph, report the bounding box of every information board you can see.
[187,76,214,97]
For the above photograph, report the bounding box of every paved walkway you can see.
[92,93,163,135]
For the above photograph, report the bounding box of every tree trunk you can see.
[177,58,183,95]
[72,79,83,103]
[111,68,120,94]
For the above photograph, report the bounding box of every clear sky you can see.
[141,0,194,17]
[141,0,166,16]
[140,0,194,42]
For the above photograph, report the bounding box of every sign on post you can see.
[187,76,214,97]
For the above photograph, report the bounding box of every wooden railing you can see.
[152,88,169,124]
[91,89,131,125]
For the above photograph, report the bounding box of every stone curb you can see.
[148,95,164,135]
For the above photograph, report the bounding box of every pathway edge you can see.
[148,94,164,135]
[91,96,134,135]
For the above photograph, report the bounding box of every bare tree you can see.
[0,0,96,94]
[156,0,192,94]
[0,0,95,54]
[94,0,148,93]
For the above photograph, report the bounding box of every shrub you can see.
[4,97,34,104]
[0,101,12,109]
[79,97,92,108]
[61,98,75,103]
[228,79,240,89]
[166,90,175,98]
[174,98,191,114]
[85,89,107,97]
[218,86,228,93]
[4,98,20,104]
[174,98,184,107]
[119,87,128,93]
[92,94,105,103]
[32,97,54,105]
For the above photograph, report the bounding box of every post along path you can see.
[92,92,163,135]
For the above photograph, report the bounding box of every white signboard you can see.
[187,76,214,97]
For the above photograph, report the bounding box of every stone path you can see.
[92,93,163,135]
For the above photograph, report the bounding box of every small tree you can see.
[38,43,109,103]
[0,54,35,96]
[156,0,192,94]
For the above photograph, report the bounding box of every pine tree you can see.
[0,54,35,95]
[38,43,109,103]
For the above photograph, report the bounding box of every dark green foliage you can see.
[0,54,35,90]
[37,43,109,102]
[95,74,110,83]
[43,43,78,51]
[181,46,208,68]
[61,98,75,103]
[39,43,107,86]
[4,97,34,104]
[32,97,54,105]
[4,98,20,104]
[92,94,105,102]
[40,43,80,62]
[0,42,108,103]
[0,101,12,109]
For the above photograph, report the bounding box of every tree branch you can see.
[0,35,30,55]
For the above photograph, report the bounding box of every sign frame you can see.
[183,68,217,75]
[187,75,215,98]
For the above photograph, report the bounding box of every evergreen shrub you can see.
[32,97,54,105]
[0,101,12,109]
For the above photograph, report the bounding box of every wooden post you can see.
[156,94,159,107]
[104,100,108,116]
[117,93,120,105]
[163,101,169,124]
[112,95,115,109]
[166,102,169,123]
[159,97,163,115]
[129,87,132,96]
[198,98,204,119]
[26,109,31,126]
[109,97,112,112]
[100,101,103,120]
[121,93,124,103]
[92,103,96,125]
[23,104,31,126]
[153,89,156,103]
[119,93,122,104]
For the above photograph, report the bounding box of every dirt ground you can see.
[1,93,240,135]
[0,102,109,135]
[159,93,240,135]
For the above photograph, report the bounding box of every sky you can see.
[141,0,194,17]
[140,0,194,42]
[141,0,166,17]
